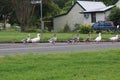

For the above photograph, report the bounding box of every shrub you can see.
[63,24,71,32]
[57,28,64,33]
[73,23,80,32]
[25,27,40,33]
[79,24,92,34]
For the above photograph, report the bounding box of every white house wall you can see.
[96,13,105,22]
[96,10,111,22]
[105,10,111,19]
[54,4,84,32]
[54,15,67,32]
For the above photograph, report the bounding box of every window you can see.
[84,14,89,19]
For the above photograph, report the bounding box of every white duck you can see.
[48,34,57,45]
[21,34,31,44]
[95,33,102,42]
[109,35,118,42]
[31,33,40,43]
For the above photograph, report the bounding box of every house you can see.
[53,1,115,32]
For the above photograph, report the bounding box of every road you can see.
[0,42,120,56]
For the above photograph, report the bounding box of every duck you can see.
[85,32,91,42]
[21,34,31,44]
[67,34,75,44]
[31,33,40,43]
[74,34,80,44]
[48,34,57,45]
[95,33,102,42]
[109,35,118,42]
[117,25,119,29]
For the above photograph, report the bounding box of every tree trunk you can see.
[21,25,25,32]
[11,0,35,32]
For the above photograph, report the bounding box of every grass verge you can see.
[0,29,117,42]
[0,49,120,80]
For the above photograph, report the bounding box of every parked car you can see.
[91,21,117,31]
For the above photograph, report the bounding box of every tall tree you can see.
[0,0,12,16]
[43,0,60,18]
[108,7,120,26]
[54,0,67,9]
[11,0,35,32]
[0,0,13,29]
[10,0,60,32]
[96,0,118,5]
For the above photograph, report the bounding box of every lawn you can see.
[0,49,120,80]
[0,29,117,42]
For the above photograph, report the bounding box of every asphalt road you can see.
[0,42,120,56]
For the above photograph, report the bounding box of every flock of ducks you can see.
[21,32,119,45]
[21,33,57,45]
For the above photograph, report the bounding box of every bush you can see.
[25,27,40,33]
[57,28,64,33]
[79,24,91,34]
[63,24,71,32]
[73,23,81,32]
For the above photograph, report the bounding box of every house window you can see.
[91,13,96,23]
[84,13,89,19]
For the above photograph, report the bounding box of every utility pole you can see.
[31,0,44,32]
[40,0,44,32]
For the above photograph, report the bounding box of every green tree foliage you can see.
[63,0,74,11]
[0,0,13,29]
[62,0,77,13]
[54,0,67,9]
[0,0,12,15]
[108,7,120,26]
[96,0,118,5]
[83,0,118,5]
[42,0,60,18]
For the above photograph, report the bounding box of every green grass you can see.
[0,29,118,42]
[0,49,120,80]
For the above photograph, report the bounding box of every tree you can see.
[54,0,76,14]
[0,0,13,29]
[42,0,60,18]
[11,0,35,32]
[108,7,120,26]
[0,0,12,16]
[96,0,118,5]
[11,0,60,32]
[54,0,67,9]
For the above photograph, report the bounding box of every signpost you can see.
[31,0,44,32]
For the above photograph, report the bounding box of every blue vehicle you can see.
[91,21,117,31]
